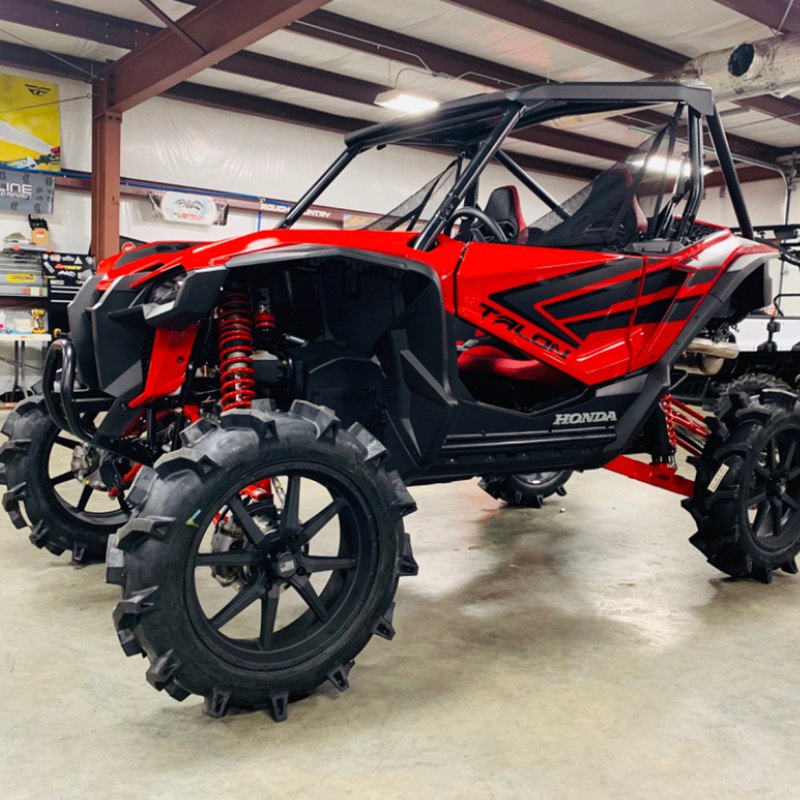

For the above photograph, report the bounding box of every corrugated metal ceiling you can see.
[0,0,795,172]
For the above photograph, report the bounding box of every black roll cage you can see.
[277,81,753,247]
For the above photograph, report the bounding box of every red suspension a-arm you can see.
[603,394,709,497]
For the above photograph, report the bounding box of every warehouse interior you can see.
[0,1,799,798]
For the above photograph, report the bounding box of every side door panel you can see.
[455,238,731,386]
[456,242,644,385]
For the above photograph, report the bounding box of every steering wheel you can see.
[444,207,509,244]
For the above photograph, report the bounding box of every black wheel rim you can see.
[516,471,562,487]
[745,428,800,551]
[42,427,130,529]
[187,461,377,670]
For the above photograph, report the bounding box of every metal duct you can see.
[552,33,800,131]
[657,33,800,102]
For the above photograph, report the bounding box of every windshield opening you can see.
[362,155,464,232]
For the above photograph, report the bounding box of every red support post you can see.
[91,79,122,261]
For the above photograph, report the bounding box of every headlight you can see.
[149,271,186,305]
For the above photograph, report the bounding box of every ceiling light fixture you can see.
[631,155,713,177]
[374,89,440,114]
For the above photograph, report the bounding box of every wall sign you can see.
[0,73,61,171]
[149,189,229,225]
[0,169,55,213]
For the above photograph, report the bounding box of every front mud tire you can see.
[0,397,127,562]
[113,401,417,720]
[685,388,800,583]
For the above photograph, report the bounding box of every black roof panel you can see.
[345,81,715,150]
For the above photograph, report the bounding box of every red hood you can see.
[98,229,466,291]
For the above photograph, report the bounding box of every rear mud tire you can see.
[685,388,800,583]
[713,372,790,416]
[0,397,126,562]
[113,402,416,720]
[479,470,572,508]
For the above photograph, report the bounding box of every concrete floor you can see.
[2,457,800,799]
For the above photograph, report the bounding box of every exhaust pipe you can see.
[685,338,739,359]
[679,338,739,376]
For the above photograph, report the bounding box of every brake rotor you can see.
[70,443,123,491]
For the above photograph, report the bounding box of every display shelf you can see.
[0,332,51,342]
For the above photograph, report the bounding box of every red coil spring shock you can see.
[254,287,276,335]
[218,287,272,500]
[661,393,678,453]
[218,287,256,410]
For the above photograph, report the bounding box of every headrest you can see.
[485,185,526,243]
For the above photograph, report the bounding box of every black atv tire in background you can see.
[713,372,790,415]
[480,471,572,508]
[685,388,800,583]
[0,397,129,562]
[113,401,417,721]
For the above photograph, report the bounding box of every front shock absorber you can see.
[218,287,272,501]
[218,285,256,410]
[254,287,276,336]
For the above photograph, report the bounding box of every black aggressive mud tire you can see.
[685,388,800,583]
[713,372,790,415]
[113,401,417,721]
[479,470,572,508]
[0,397,128,562]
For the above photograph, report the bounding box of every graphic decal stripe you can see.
[491,258,642,347]
[641,267,686,296]
[566,310,633,339]
[634,294,700,325]
[663,295,701,323]
[545,278,640,318]
[685,269,719,287]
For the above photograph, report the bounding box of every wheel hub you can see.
[210,500,280,587]
[70,444,122,491]
[772,478,788,497]
[271,551,297,579]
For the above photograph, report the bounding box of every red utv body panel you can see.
[107,225,774,407]
[457,230,773,385]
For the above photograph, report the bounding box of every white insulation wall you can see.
[0,64,795,390]
[0,65,793,249]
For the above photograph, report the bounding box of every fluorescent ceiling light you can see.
[631,155,713,177]
[374,89,439,114]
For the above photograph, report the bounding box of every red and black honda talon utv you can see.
[34,82,792,720]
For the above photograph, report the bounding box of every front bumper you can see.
[42,338,154,464]
[42,338,113,444]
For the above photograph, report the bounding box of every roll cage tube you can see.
[413,104,523,251]
[495,149,569,221]
[675,108,706,241]
[277,147,360,230]
[707,108,754,240]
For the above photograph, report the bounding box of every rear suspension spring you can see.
[661,393,678,454]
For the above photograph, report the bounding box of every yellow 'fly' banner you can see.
[0,72,61,171]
